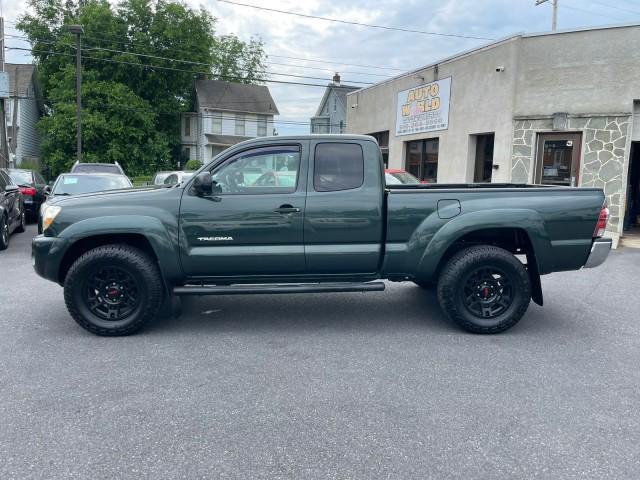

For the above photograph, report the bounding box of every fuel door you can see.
[437,199,461,219]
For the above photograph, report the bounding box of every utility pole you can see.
[69,24,84,163]
[0,17,9,168]
[536,0,558,31]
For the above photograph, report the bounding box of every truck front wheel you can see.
[437,245,531,334]
[64,244,164,336]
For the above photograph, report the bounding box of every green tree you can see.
[17,0,267,175]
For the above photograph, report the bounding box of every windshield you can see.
[386,171,421,184]
[72,164,122,174]
[8,170,33,185]
[52,175,132,195]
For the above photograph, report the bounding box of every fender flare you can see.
[57,215,183,282]
[412,208,554,278]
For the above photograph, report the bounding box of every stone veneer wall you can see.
[511,115,630,236]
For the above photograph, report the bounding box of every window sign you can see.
[396,77,451,137]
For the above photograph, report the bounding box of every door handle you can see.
[274,204,300,214]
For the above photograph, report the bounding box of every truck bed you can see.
[383,185,605,278]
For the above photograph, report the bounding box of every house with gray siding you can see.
[5,63,44,167]
[181,80,279,163]
[310,73,358,134]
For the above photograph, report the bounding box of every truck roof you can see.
[234,134,378,148]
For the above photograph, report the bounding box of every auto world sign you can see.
[395,77,451,136]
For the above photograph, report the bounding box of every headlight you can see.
[41,205,62,232]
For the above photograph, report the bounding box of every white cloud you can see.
[4,0,639,133]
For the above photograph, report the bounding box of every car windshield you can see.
[72,164,121,174]
[8,170,33,185]
[52,175,132,195]
[387,171,421,184]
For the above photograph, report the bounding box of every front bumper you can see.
[32,234,68,284]
[583,238,612,269]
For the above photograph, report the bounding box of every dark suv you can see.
[0,169,26,250]
[70,161,125,175]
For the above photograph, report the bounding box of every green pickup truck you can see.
[33,135,611,336]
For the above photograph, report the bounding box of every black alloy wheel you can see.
[84,266,141,321]
[461,266,513,319]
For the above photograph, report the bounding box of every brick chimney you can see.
[332,72,341,86]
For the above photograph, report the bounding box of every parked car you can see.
[70,161,125,175]
[152,171,195,186]
[33,135,611,337]
[38,173,133,233]
[0,169,26,250]
[162,171,195,186]
[385,169,424,185]
[3,168,49,220]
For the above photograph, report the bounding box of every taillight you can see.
[19,186,37,196]
[593,203,609,238]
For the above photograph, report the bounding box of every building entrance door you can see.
[624,142,640,231]
[534,133,582,186]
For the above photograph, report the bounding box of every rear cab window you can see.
[313,143,364,192]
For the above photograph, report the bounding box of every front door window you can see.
[535,133,582,186]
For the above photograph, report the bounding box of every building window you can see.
[369,131,390,167]
[406,138,438,183]
[235,114,245,136]
[184,147,191,160]
[314,143,364,192]
[257,115,268,136]
[212,112,222,134]
[184,116,190,136]
[334,98,337,112]
[339,121,344,133]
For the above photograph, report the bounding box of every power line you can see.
[558,2,627,21]
[4,18,405,72]
[588,0,640,16]
[0,89,344,126]
[7,32,391,80]
[215,0,495,40]
[6,46,368,89]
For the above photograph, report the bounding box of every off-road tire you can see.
[0,215,9,250]
[437,245,531,334]
[64,244,164,336]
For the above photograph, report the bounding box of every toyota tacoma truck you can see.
[33,135,611,336]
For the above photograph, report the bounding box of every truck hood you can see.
[48,186,175,207]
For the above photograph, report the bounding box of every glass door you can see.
[535,133,582,186]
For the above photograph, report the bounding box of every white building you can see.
[346,24,640,246]
[181,80,279,163]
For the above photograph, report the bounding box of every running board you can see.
[172,282,386,296]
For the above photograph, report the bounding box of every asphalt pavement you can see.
[1,224,640,479]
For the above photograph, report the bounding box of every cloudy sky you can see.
[3,0,640,134]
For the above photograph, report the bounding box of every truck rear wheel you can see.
[64,244,164,336]
[437,245,531,334]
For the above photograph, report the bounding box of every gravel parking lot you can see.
[1,224,640,479]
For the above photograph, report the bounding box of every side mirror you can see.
[192,171,213,196]
[4,184,19,194]
[44,186,52,195]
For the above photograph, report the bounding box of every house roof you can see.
[4,63,37,97]
[314,83,360,117]
[195,80,279,115]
